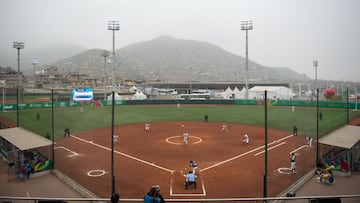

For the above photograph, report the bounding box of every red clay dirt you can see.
[2,115,360,199]
[54,121,316,199]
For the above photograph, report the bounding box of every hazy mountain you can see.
[51,36,308,83]
[0,44,86,74]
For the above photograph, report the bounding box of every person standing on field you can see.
[243,133,249,144]
[189,160,198,174]
[183,132,189,144]
[290,153,296,174]
[145,123,151,133]
[293,125,298,136]
[64,128,70,137]
[221,123,229,132]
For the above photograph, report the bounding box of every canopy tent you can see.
[223,86,233,94]
[319,125,360,149]
[249,86,293,100]
[107,92,122,100]
[0,127,52,151]
[132,91,147,100]
[319,125,360,172]
[234,86,246,99]
[221,86,234,99]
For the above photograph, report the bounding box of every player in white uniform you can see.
[306,136,313,147]
[183,132,189,144]
[221,123,228,132]
[290,153,296,174]
[243,133,249,144]
[145,123,151,133]
[189,160,198,174]
[113,134,119,144]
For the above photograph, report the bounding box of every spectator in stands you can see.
[25,161,32,179]
[144,185,165,203]
[110,192,119,203]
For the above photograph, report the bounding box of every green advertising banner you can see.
[0,99,358,110]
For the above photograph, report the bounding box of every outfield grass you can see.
[1,104,359,140]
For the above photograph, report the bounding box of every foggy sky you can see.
[1,0,359,82]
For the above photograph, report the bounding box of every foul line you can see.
[70,135,174,173]
[54,146,79,157]
[254,142,286,156]
[290,145,307,154]
[276,134,294,143]
[200,134,294,172]
[200,144,267,172]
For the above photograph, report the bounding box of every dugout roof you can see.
[0,127,52,151]
[319,125,360,149]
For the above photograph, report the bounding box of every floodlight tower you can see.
[13,42,25,85]
[32,59,38,77]
[13,41,24,127]
[108,21,120,90]
[313,60,319,168]
[107,20,119,196]
[241,20,253,99]
[101,50,110,100]
[32,60,38,88]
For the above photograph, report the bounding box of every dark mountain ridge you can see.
[50,35,308,83]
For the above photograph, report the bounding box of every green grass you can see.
[1,104,359,140]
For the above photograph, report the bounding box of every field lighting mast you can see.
[31,60,38,76]
[108,21,120,90]
[13,41,24,127]
[241,20,253,100]
[314,60,320,168]
[107,20,119,196]
[101,50,110,100]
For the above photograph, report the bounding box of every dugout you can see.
[319,125,360,174]
[0,127,53,177]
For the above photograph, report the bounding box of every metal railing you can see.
[1,195,360,203]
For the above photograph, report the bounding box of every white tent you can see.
[232,86,245,99]
[129,85,137,93]
[249,86,293,100]
[107,92,122,100]
[232,86,241,94]
[132,91,147,100]
[221,86,234,99]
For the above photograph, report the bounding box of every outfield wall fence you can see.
[0,99,359,111]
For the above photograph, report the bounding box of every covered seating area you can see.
[319,125,360,173]
[0,127,53,176]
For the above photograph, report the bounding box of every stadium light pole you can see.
[13,41,24,127]
[313,60,320,168]
[263,90,268,201]
[101,50,110,100]
[189,67,192,94]
[32,60,38,87]
[108,20,119,196]
[31,59,38,76]
[355,85,358,111]
[241,20,253,100]
[108,21,120,89]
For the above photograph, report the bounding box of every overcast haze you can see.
[1,0,359,82]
